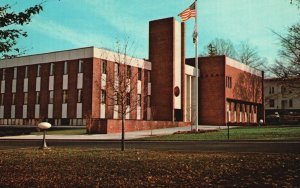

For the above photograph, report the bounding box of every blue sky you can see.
[2,0,299,65]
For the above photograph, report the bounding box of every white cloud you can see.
[31,18,115,49]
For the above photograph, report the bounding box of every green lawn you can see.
[0,148,299,187]
[31,128,86,135]
[144,126,300,140]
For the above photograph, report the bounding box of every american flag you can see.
[178,2,196,22]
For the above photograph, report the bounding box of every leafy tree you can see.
[0,3,43,59]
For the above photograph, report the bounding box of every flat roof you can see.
[0,47,152,70]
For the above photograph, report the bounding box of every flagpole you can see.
[195,0,199,131]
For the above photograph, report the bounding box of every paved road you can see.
[0,140,299,154]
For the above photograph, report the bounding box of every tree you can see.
[0,3,43,59]
[205,38,237,58]
[100,40,147,151]
[270,23,300,88]
[237,41,266,68]
[204,38,267,69]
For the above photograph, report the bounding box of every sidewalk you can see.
[0,125,228,140]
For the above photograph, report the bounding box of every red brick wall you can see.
[4,68,13,118]
[92,58,101,118]
[40,64,50,118]
[15,67,25,118]
[82,58,93,118]
[67,60,78,118]
[106,60,115,119]
[226,64,263,104]
[87,119,190,134]
[27,65,37,118]
[130,66,138,119]
[149,17,175,121]
[53,62,63,118]
[198,56,226,125]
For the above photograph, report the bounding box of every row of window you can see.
[269,99,293,108]
[0,61,83,80]
[1,60,149,81]
[0,118,86,126]
[0,90,151,107]
[100,90,149,107]
[0,89,83,105]
[268,86,292,95]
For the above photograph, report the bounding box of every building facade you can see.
[0,47,152,127]
[187,56,264,125]
[0,17,264,132]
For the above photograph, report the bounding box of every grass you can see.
[31,128,86,135]
[0,148,299,187]
[144,125,300,140]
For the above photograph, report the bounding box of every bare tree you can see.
[99,39,147,151]
[204,38,266,69]
[237,41,267,69]
[270,23,300,88]
[205,38,237,58]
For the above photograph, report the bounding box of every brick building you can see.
[186,56,264,126]
[0,17,264,133]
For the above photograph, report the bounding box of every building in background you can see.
[0,17,264,133]
[264,77,300,123]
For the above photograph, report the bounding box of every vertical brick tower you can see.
[149,17,186,121]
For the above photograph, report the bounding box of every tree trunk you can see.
[121,114,125,151]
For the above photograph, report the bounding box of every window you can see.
[49,91,54,104]
[137,94,141,106]
[147,71,151,82]
[63,90,68,103]
[225,76,232,88]
[37,65,41,77]
[36,91,40,104]
[114,94,119,105]
[24,93,28,105]
[281,100,287,109]
[269,99,275,107]
[64,61,68,75]
[289,99,293,107]
[12,93,15,105]
[115,63,119,75]
[126,93,130,105]
[101,90,106,104]
[102,60,107,74]
[269,86,274,94]
[78,89,82,103]
[138,68,142,80]
[24,66,28,78]
[0,94,3,105]
[1,69,5,80]
[147,96,151,107]
[50,63,54,76]
[127,65,131,78]
[281,86,286,94]
[78,60,83,73]
[13,67,17,79]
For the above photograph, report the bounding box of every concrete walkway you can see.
[0,125,228,140]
